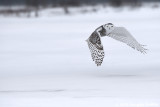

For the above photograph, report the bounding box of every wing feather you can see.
[108,27,147,54]
[86,31,105,66]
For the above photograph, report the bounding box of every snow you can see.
[0,6,160,107]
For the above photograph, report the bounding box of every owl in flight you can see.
[86,23,147,66]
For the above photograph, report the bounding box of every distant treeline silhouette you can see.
[0,0,159,6]
[0,0,159,17]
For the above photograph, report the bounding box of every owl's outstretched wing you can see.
[86,31,105,66]
[108,27,147,54]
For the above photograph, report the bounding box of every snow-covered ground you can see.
[0,6,160,107]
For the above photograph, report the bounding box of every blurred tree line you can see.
[0,0,159,17]
[0,0,159,6]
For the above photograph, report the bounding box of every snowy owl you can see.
[86,23,147,66]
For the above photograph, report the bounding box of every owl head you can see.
[103,23,115,34]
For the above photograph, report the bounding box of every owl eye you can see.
[111,26,113,27]
[107,26,108,27]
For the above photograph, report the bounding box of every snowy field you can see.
[0,6,160,107]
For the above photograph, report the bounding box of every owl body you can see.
[96,25,107,36]
[86,23,147,66]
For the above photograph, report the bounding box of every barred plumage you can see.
[86,39,105,66]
